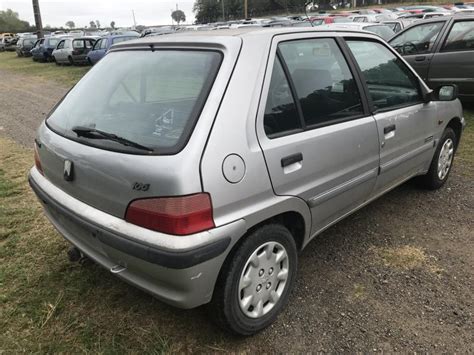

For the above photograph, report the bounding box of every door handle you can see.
[281,153,303,167]
[383,124,396,134]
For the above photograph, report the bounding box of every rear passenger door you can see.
[428,19,474,100]
[346,38,438,196]
[257,35,380,236]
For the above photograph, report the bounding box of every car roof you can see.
[109,27,388,54]
[117,26,380,43]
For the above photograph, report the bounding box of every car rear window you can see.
[46,50,222,155]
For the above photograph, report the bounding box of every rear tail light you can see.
[125,193,215,235]
[34,143,44,175]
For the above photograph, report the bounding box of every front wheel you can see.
[210,224,297,335]
[68,56,74,65]
[417,127,457,190]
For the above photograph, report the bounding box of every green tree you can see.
[65,20,75,29]
[89,21,97,28]
[171,9,186,24]
[95,20,101,28]
[0,9,31,32]
[193,0,309,23]
[110,21,116,29]
[193,0,220,23]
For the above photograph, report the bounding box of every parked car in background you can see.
[1,33,15,43]
[351,14,391,22]
[319,23,395,40]
[30,27,464,336]
[16,37,37,57]
[389,15,474,102]
[52,37,96,65]
[382,19,415,33]
[1,37,17,51]
[86,34,139,64]
[309,15,351,24]
[31,37,63,62]
[371,8,398,19]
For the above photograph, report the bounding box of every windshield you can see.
[364,25,395,40]
[46,50,222,154]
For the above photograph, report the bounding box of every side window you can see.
[57,40,64,49]
[93,39,102,50]
[347,40,422,111]
[279,38,364,127]
[73,40,84,49]
[442,20,474,52]
[100,39,108,49]
[263,58,301,137]
[389,21,444,55]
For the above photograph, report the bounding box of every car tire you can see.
[68,56,74,65]
[210,223,298,335]
[417,127,457,190]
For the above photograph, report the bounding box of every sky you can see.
[0,0,196,28]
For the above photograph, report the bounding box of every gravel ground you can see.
[1,68,472,352]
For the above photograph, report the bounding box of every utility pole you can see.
[32,0,43,38]
[220,0,225,21]
[131,9,137,28]
[244,0,248,19]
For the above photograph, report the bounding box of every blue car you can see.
[31,37,63,62]
[86,34,139,65]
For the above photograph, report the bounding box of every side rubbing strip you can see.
[308,168,378,207]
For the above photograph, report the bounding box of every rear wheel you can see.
[210,224,297,335]
[68,56,74,65]
[417,127,456,190]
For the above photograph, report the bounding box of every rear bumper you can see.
[28,167,247,308]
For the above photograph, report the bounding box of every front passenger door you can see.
[346,39,438,196]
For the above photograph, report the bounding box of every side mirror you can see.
[435,85,458,101]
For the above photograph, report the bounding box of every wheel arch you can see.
[446,117,463,151]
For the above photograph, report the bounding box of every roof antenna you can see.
[305,1,314,27]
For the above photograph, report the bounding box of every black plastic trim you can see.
[29,175,231,269]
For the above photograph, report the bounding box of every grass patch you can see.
[375,245,427,270]
[0,51,88,87]
[0,138,171,353]
[371,245,443,275]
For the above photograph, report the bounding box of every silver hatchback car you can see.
[30,28,465,335]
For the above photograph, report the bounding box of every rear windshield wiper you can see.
[72,126,153,152]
